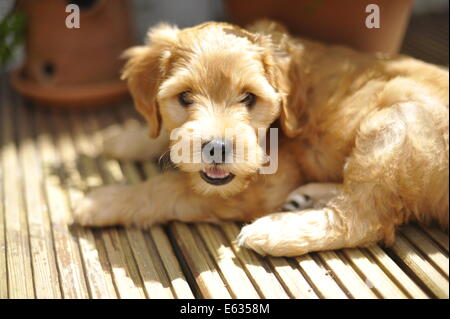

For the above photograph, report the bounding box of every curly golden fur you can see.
[74,20,449,257]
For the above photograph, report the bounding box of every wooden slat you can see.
[76,226,118,299]
[267,256,318,299]
[68,111,146,299]
[34,109,89,298]
[145,226,195,299]
[126,161,195,299]
[342,248,408,298]
[366,244,429,299]
[316,250,377,298]
[169,221,232,298]
[295,254,348,299]
[123,228,175,299]
[103,228,147,299]
[1,88,34,299]
[134,162,195,299]
[220,222,290,299]
[389,235,449,299]
[16,102,62,299]
[195,223,261,298]
[419,226,449,253]
[120,163,183,299]
[50,111,118,299]
[401,225,449,276]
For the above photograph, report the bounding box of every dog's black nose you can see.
[202,139,231,164]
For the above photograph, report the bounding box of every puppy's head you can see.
[122,21,306,197]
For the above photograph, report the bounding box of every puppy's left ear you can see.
[274,52,308,138]
[121,24,179,138]
[254,22,308,138]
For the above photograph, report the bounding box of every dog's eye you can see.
[240,93,256,108]
[178,91,193,107]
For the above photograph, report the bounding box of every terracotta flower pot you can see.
[226,0,413,55]
[11,0,134,107]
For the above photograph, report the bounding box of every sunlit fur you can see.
[75,20,449,257]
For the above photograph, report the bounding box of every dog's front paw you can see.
[73,184,131,227]
[237,212,310,256]
[237,209,337,257]
[237,220,271,256]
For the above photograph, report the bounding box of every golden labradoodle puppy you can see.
[74,20,449,256]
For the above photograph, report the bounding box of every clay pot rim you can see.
[10,67,130,108]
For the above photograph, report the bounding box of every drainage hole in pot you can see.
[68,0,98,11]
[42,62,55,78]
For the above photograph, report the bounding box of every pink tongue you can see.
[204,167,229,179]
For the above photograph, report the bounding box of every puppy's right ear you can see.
[121,24,179,138]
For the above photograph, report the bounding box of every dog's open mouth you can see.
[200,167,235,185]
